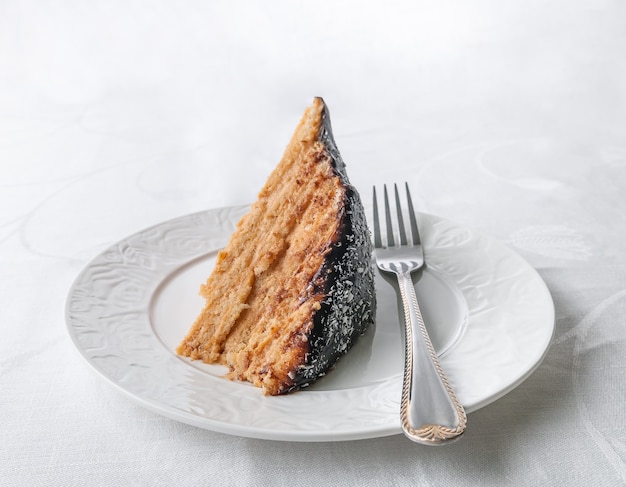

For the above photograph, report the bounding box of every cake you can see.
[176,97,376,395]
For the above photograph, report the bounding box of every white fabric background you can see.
[2,1,626,485]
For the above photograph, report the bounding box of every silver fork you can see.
[372,183,467,445]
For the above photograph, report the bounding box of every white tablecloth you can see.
[2,1,626,485]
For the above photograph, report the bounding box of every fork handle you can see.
[395,271,467,445]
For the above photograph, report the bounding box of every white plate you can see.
[66,206,554,442]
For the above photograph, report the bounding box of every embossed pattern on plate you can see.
[65,206,554,441]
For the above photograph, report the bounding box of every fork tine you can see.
[383,185,395,247]
[405,182,421,245]
[394,183,408,246]
[372,186,382,248]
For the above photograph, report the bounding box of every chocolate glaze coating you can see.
[281,98,377,393]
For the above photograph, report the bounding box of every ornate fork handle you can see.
[395,268,467,445]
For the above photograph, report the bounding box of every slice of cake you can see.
[176,97,376,395]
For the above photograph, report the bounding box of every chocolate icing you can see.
[281,98,377,393]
